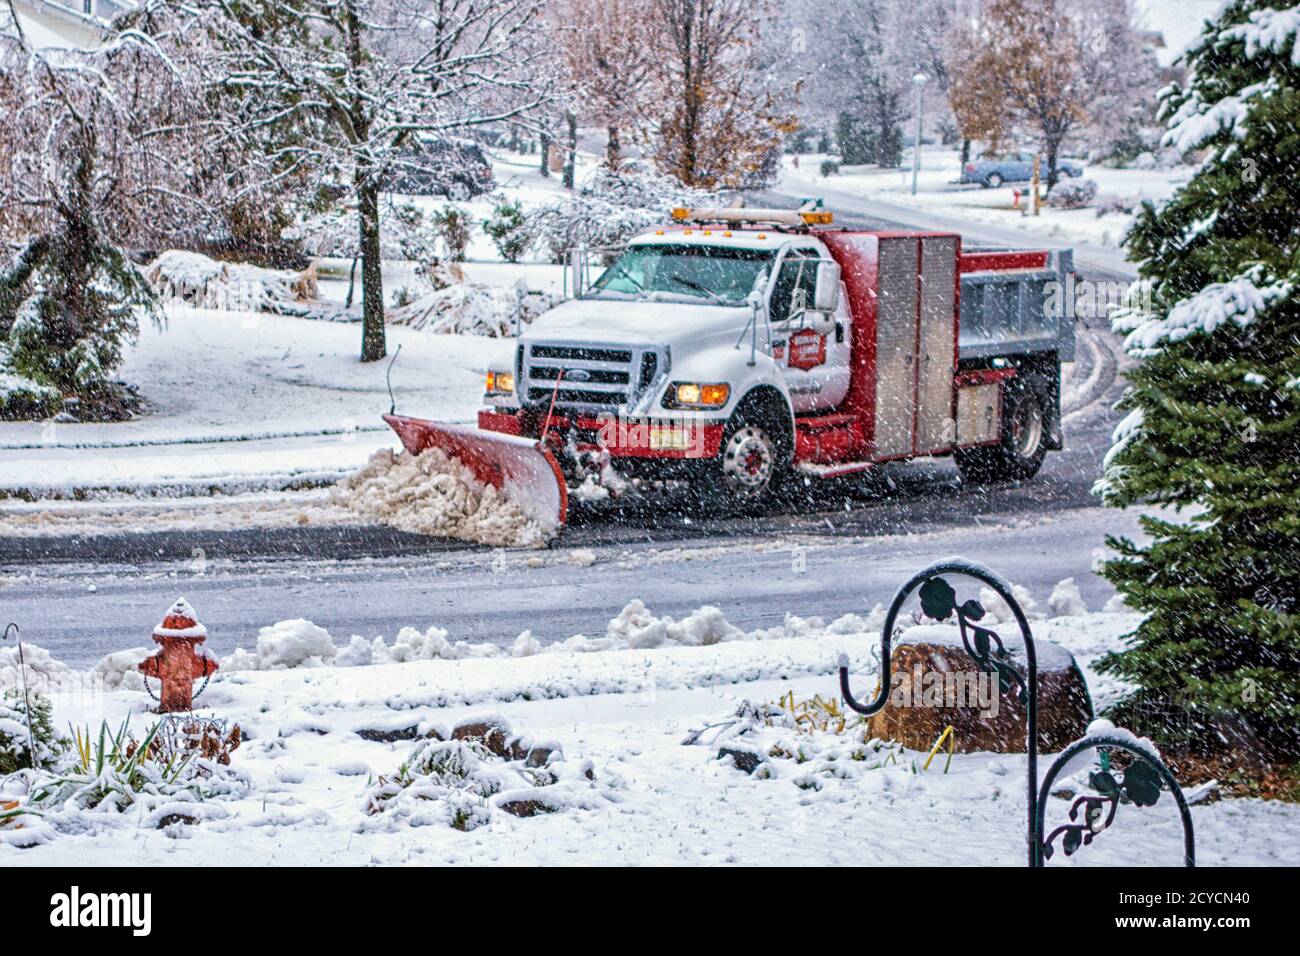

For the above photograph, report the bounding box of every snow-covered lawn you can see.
[0,147,588,500]
[784,150,1193,250]
[0,304,514,496]
[3,604,1296,866]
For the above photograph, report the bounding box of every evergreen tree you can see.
[1096,1,1300,760]
[0,123,161,418]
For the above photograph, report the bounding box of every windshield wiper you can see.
[614,266,645,295]
[668,273,729,304]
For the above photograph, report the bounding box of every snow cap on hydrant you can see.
[154,597,208,640]
[139,597,218,713]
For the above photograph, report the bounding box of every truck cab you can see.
[479,206,1073,508]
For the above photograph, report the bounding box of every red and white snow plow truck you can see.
[385,205,1074,535]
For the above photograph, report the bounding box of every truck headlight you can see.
[665,381,730,409]
[485,370,515,396]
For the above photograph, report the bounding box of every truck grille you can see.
[520,341,668,413]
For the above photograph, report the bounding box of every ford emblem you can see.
[566,368,592,382]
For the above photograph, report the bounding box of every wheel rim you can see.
[721,426,774,497]
[1010,397,1044,459]
[447,181,471,202]
[988,174,1002,187]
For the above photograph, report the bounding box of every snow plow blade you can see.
[383,414,568,537]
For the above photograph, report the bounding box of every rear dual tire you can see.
[955,383,1048,483]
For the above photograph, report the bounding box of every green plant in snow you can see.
[430,205,472,263]
[0,690,66,774]
[482,199,528,263]
[0,126,162,418]
[25,719,232,812]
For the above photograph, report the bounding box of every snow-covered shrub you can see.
[1094,195,1137,218]
[0,369,60,421]
[0,691,65,774]
[482,199,528,263]
[820,160,840,177]
[364,738,503,830]
[363,729,612,831]
[23,718,248,818]
[0,115,163,418]
[2,232,159,418]
[390,284,419,309]
[144,250,318,315]
[388,282,560,337]
[1047,178,1099,209]
[521,167,720,263]
[430,205,472,262]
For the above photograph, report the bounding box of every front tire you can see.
[955,383,1047,483]
[985,172,1004,188]
[700,404,792,513]
[446,180,472,203]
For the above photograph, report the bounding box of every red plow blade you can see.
[383,414,569,538]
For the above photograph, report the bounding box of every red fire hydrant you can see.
[138,598,218,713]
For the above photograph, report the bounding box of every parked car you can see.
[384,139,495,201]
[960,152,1084,188]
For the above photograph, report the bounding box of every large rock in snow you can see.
[866,625,1092,754]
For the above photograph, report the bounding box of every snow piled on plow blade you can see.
[336,447,550,548]
[333,415,569,547]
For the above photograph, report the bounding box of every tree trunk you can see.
[606,126,620,169]
[345,256,359,309]
[356,174,386,363]
[539,131,551,178]
[564,111,577,189]
[1045,137,1060,192]
[961,138,971,164]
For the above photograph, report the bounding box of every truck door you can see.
[769,245,852,414]
[873,235,958,457]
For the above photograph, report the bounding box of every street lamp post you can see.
[911,73,928,196]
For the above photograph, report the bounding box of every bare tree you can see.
[949,0,1156,187]
[550,0,657,169]
[649,0,796,188]
[182,0,554,362]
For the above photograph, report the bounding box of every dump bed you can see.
[957,248,1074,362]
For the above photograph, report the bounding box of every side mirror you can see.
[567,245,587,297]
[814,260,841,312]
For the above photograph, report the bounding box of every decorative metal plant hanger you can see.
[837,558,1195,867]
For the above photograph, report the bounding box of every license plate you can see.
[649,426,693,450]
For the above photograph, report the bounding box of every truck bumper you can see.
[479,409,724,460]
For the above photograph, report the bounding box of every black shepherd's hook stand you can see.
[838,558,1194,867]
[3,622,38,766]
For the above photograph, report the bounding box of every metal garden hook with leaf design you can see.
[917,575,1027,706]
[837,558,1195,867]
[1037,732,1194,865]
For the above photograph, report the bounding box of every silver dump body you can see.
[958,249,1074,362]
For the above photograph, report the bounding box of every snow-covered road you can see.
[1,503,1145,670]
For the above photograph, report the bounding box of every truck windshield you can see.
[586,244,774,305]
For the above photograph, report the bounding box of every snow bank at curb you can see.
[217,600,879,673]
